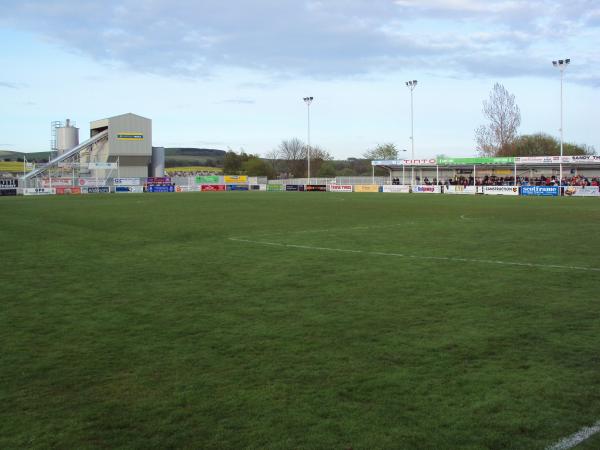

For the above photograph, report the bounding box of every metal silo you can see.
[56,119,79,155]
[151,146,165,177]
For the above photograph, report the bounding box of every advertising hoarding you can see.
[305,185,327,191]
[224,175,248,184]
[285,184,300,191]
[329,184,353,192]
[78,178,107,187]
[444,185,477,194]
[24,188,56,195]
[88,162,118,170]
[115,186,144,193]
[483,186,519,195]
[147,177,171,184]
[175,186,193,192]
[0,189,17,196]
[42,178,73,187]
[438,157,514,165]
[563,186,600,197]
[0,179,18,189]
[520,186,560,196]
[196,175,220,183]
[113,178,141,186]
[382,185,410,193]
[147,185,175,193]
[267,184,283,191]
[354,185,379,193]
[200,184,226,191]
[82,186,110,194]
[227,184,249,191]
[55,187,81,195]
[412,185,441,194]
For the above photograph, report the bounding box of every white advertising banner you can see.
[113,178,141,186]
[77,178,106,187]
[258,184,267,191]
[514,155,600,164]
[444,185,477,195]
[565,155,600,164]
[24,188,56,196]
[382,185,410,193]
[483,186,519,196]
[175,186,193,192]
[412,185,441,194]
[42,178,72,187]
[564,186,600,197]
[329,184,353,192]
[371,158,438,166]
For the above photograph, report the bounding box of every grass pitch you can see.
[1,192,600,449]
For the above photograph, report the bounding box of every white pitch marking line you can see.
[228,238,600,272]
[546,420,600,450]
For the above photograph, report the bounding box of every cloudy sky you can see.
[1,0,599,159]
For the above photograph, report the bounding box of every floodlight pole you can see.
[303,96,313,183]
[406,80,418,185]
[552,58,569,186]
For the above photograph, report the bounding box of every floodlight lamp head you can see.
[565,58,571,65]
[552,60,557,66]
[413,80,418,85]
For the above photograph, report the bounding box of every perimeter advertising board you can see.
[200,184,226,191]
[147,177,171,185]
[227,184,249,191]
[267,184,283,191]
[196,175,220,184]
[113,178,141,186]
[564,186,600,197]
[412,185,441,194]
[354,185,379,193]
[24,188,56,196]
[306,185,327,192]
[175,186,193,192]
[147,185,175,193]
[82,186,110,194]
[78,178,106,187]
[329,184,353,192]
[115,186,144,193]
[0,179,18,189]
[224,175,248,184]
[42,178,73,187]
[382,185,410,193]
[520,186,560,196]
[285,184,300,191]
[483,186,519,196]
[88,162,118,170]
[444,185,477,195]
[55,187,81,195]
[0,189,17,196]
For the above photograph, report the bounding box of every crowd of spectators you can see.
[395,174,600,187]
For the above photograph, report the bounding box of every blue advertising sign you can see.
[521,186,560,197]
[147,185,175,193]
[227,184,249,191]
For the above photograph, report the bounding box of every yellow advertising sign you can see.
[354,184,379,193]
[224,175,248,184]
[117,132,144,141]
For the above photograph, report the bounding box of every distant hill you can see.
[0,147,226,168]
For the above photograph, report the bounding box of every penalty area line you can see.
[546,420,600,450]
[228,238,600,273]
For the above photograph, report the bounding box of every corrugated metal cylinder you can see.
[56,119,79,155]
[152,146,165,177]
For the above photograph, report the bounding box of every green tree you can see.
[363,143,398,160]
[497,133,595,157]
[317,161,336,177]
[223,150,242,174]
[242,157,276,178]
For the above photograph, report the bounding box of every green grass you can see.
[1,193,600,449]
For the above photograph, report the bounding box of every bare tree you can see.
[307,145,333,176]
[278,138,306,177]
[475,83,521,156]
[265,148,281,173]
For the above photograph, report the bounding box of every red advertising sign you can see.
[42,178,73,187]
[55,186,82,195]
[201,184,226,191]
